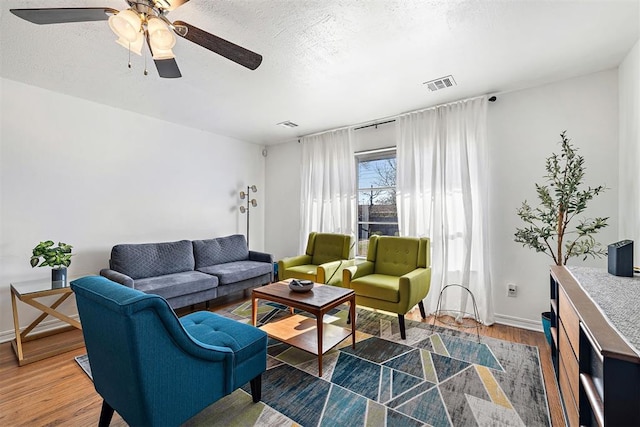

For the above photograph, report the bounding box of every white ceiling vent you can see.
[423,75,456,92]
[277,121,299,128]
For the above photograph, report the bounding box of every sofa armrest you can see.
[249,251,274,281]
[277,255,312,282]
[318,259,352,286]
[249,250,273,264]
[100,268,135,288]
[342,261,375,288]
[278,254,312,270]
[398,267,432,311]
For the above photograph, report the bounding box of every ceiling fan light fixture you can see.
[147,17,176,59]
[149,45,175,60]
[108,9,141,42]
[115,33,143,55]
[109,9,143,55]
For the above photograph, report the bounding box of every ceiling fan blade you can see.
[173,20,262,70]
[145,32,182,78]
[10,8,118,25]
[154,58,182,78]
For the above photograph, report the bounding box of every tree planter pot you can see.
[541,311,552,346]
[52,267,68,288]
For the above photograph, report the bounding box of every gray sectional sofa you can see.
[99,234,273,309]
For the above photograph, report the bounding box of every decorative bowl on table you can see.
[289,279,314,292]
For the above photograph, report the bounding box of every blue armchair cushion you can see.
[181,312,266,366]
[109,240,195,279]
[198,261,272,285]
[181,310,268,388]
[134,271,218,300]
[193,234,250,268]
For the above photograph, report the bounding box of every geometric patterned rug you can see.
[76,301,551,426]
[192,301,550,427]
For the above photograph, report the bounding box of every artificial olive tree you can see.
[515,131,608,266]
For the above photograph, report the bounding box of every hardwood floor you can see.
[0,297,564,426]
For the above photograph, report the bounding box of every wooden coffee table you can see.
[252,281,356,376]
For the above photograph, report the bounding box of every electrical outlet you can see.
[507,283,517,297]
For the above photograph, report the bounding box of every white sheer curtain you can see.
[396,96,494,325]
[299,129,356,253]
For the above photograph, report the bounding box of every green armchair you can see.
[278,232,353,286]
[343,235,431,339]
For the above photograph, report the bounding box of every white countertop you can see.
[567,266,640,357]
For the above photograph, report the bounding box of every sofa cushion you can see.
[110,240,195,280]
[284,264,318,282]
[350,274,400,303]
[198,260,272,285]
[134,271,218,300]
[193,235,249,269]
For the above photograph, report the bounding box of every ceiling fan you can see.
[10,0,262,78]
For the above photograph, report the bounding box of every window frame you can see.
[355,147,398,257]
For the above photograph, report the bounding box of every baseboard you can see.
[494,313,543,332]
[0,314,80,344]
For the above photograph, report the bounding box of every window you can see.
[356,148,398,256]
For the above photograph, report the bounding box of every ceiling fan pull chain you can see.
[128,41,132,69]
[143,28,149,76]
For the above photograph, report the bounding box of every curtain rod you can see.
[353,119,396,131]
[298,94,497,142]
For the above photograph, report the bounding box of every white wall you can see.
[264,139,302,261]
[0,78,266,340]
[265,69,620,329]
[488,69,619,329]
[619,39,640,264]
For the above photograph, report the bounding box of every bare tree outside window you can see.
[356,149,398,256]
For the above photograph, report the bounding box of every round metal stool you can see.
[431,284,481,343]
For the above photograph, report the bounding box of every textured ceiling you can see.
[1,0,639,145]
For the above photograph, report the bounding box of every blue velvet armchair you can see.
[71,276,267,427]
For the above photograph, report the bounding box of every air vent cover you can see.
[423,75,456,92]
[277,121,299,128]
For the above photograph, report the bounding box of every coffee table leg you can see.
[350,298,356,349]
[317,316,323,377]
[252,295,258,326]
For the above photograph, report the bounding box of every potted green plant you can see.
[514,131,608,343]
[30,241,74,287]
